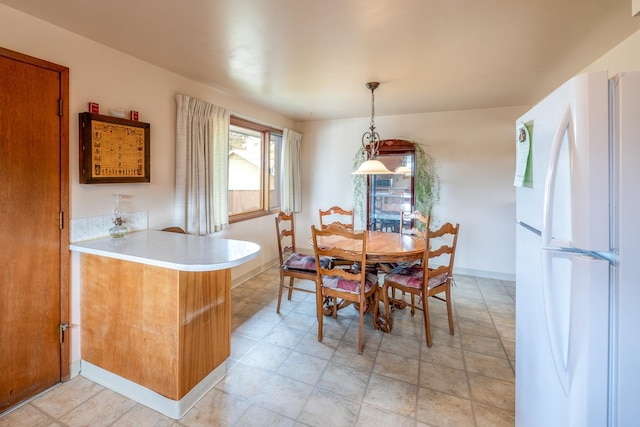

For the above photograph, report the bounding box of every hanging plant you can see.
[352,140,440,226]
[352,148,368,227]
[413,142,440,217]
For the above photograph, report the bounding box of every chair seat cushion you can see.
[284,253,331,272]
[321,271,378,294]
[385,265,448,290]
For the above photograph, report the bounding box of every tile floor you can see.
[0,266,515,426]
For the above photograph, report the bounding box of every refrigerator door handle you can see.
[541,248,611,410]
[541,248,571,396]
[542,104,574,249]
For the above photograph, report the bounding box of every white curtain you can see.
[174,94,230,234]
[281,128,302,213]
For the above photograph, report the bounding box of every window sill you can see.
[229,210,276,224]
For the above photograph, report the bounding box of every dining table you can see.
[311,229,425,263]
[311,229,425,331]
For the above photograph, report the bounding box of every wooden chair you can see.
[318,206,354,230]
[311,223,380,354]
[275,211,331,314]
[400,210,428,237]
[380,211,430,310]
[318,206,355,268]
[162,226,187,233]
[377,210,427,277]
[382,221,460,347]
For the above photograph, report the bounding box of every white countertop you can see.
[69,230,260,271]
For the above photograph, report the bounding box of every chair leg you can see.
[423,294,433,348]
[276,271,285,314]
[445,287,454,336]
[287,276,294,300]
[376,285,391,333]
[389,286,395,306]
[316,284,324,343]
[372,288,380,330]
[358,298,365,354]
[382,283,392,323]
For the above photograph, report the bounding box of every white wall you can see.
[0,4,293,280]
[297,107,527,279]
[583,29,640,73]
[0,4,293,374]
[290,26,640,281]
[4,1,639,374]
[3,3,636,282]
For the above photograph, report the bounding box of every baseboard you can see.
[69,359,82,378]
[454,267,515,282]
[80,360,226,419]
[232,259,278,288]
[231,259,515,285]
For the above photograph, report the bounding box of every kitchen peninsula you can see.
[70,230,260,419]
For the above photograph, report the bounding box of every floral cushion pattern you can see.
[284,253,331,272]
[320,271,379,294]
[385,265,448,290]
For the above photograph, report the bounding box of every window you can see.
[228,116,282,221]
[365,139,416,231]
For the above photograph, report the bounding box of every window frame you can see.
[228,116,282,223]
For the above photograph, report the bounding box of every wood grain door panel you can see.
[0,48,69,413]
[80,254,231,400]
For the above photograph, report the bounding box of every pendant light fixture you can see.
[394,166,412,175]
[352,82,393,175]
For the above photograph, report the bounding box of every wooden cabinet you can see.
[71,230,260,418]
[80,254,230,400]
[366,139,416,231]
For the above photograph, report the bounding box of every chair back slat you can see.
[400,210,428,238]
[311,223,367,295]
[275,211,297,264]
[429,264,449,277]
[429,245,454,259]
[427,222,460,283]
[318,206,354,231]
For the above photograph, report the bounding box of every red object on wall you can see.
[88,102,99,114]
[130,110,139,121]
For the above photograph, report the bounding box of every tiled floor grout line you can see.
[1,270,514,426]
[460,276,480,427]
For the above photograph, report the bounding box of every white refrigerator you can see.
[515,71,640,426]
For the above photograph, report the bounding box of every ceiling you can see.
[2,0,639,121]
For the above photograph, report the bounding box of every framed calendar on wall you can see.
[78,112,150,183]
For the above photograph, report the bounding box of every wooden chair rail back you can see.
[428,222,460,273]
[162,226,187,234]
[400,210,429,238]
[382,220,460,347]
[311,223,369,289]
[318,206,354,230]
[275,211,297,261]
[274,210,318,314]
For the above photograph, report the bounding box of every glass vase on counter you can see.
[109,193,128,238]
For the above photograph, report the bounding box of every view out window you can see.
[228,116,282,221]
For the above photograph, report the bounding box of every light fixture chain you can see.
[353,81,392,174]
[370,86,376,130]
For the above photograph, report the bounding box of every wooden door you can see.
[0,48,69,413]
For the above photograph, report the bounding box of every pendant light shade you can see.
[352,82,392,175]
[393,166,412,175]
[353,159,394,175]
